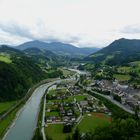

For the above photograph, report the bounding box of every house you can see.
[46,117,54,123]
[126,98,139,108]
[80,101,88,107]
[67,109,73,116]
[46,109,51,112]
[60,109,65,116]
[55,117,61,122]
[71,117,76,122]
[46,119,52,123]
[117,84,128,91]
[63,116,70,122]
[87,96,93,101]
[47,101,54,105]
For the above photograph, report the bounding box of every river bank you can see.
[1,70,79,140]
[1,78,59,140]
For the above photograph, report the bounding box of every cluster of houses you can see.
[79,95,110,114]
[45,86,79,125]
[68,85,82,95]
[45,81,111,126]
[89,79,140,110]
[68,85,110,114]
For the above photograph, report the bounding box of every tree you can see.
[113,94,121,103]
[72,128,81,140]
[63,124,72,133]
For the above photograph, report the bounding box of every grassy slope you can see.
[117,66,131,73]
[0,55,12,63]
[0,79,55,139]
[0,101,16,114]
[59,69,75,77]
[113,74,131,81]
[0,105,21,138]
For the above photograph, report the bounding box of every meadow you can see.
[0,106,20,138]
[45,113,111,140]
[113,74,131,81]
[0,55,12,63]
[0,101,16,114]
[78,113,111,133]
[45,124,71,140]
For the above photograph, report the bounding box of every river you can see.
[3,82,55,140]
[3,69,82,140]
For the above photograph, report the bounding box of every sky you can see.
[0,0,140,48]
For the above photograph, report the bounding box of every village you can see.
[45,80,111,127]
[85,76,140,112]
[44,68,140,139]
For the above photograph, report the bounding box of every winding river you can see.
[3,82,55,140]
[3,69,83,140]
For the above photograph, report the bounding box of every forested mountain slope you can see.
[0,46,47,101]
[85,38,140,65]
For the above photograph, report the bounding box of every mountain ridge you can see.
[85,38,140,65]
[13,40,99,57]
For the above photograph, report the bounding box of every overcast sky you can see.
[0,0,140,48]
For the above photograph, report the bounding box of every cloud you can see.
[121,24,140,34]
[0,22,82,46]
[0,23,34,39]
[1,0,140,47]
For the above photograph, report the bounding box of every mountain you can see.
[23,47,43,55]
[23,47,67,67]
[0,46,48,101]
[85,38,140,65]
[23,47,57,59]
[15,40,99,57]
[0,45,24,55]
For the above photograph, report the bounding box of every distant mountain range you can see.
[14,40,99,57]
[2,38,140,66]
[23,47,57,59]
[85,38,140,65]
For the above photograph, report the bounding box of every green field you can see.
[0,106,20,138]
[47,96,73,103]
[90,53,104,58]
[45,124,71,140]
[60,69,75,77]
[78,113,111,133]
[117,66,131,73]
[0,55,12,63]
[0,101,16,114]
[45,113,111,140]
[46,111,59,117]
[48,89,56,95]
[113,74,131,81]
[63,95,87,102]
[102,55,115,65]
[131,61,140,66]
[66,96,74,102]
[74,95,87,102]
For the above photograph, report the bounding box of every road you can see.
[41,78,76,140]
[78,78,135,114]
[41,94,47,140]
[90,89,134,114]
